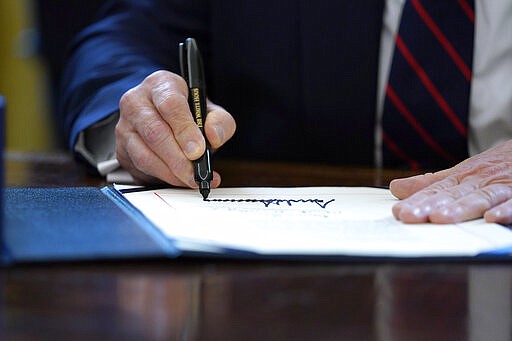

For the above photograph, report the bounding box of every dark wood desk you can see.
[3,152,512,340]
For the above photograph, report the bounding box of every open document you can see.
[115,186,512,258]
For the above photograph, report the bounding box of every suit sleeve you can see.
[58,0,209,152]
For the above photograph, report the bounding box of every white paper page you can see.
[117,186,512,257]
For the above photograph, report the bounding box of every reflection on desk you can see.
[6,263,512,340]
[3,152,512,340]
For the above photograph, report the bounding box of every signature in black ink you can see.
[205,198,335,209]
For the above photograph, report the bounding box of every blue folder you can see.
[0,93,170,264]
[3,187,177,263]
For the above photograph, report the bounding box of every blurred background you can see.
[0,0,105,152]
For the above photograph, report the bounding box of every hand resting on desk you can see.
[115,70,236,187]
[390,140,512,224]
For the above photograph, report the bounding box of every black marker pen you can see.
[179,38,213,200]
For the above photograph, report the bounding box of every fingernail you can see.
[184,141,201,158]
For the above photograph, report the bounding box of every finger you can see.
[211,171,222,189]
[484,198,512,225]
[119,135,222,189]
[115,116,162,184]
[394,184,478,223]
[429,184,512,223]
[116,143,157,184]
[117,112,223,189]
[204,102,236,149]
[133,109,201,185]
[392,175,463,222]
[116,112,195,187]
[389,168,454,199]
[148,72,205,160]
[120,131,192,187]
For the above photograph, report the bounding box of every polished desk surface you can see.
[4,151,512,341]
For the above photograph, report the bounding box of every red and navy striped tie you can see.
[382,0,475,171]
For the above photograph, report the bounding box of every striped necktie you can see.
[382,0,475,170]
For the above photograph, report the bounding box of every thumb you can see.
[389,168,453,199]
[204,100,236,149]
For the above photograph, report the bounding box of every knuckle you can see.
[145,70,172,84]
[130,150,152,174]
[459,161,510,183]
[484,184,512,204]
[119,87,137,110]
[155,91,188,116]
[114,123,122,141]
[431,175,459,190]
[152,86,192,119]
[142,119,169,146]
[119,87,143,121]
[479,162,512,186]
[151,70,187,90]
[174,120,198,140]
[171,73,188,92]
[479,187,498,206]
[115,121,130,146]
[444,188,463,201]
[421,188,440,196]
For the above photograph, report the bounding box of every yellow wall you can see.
[0,0,56,151]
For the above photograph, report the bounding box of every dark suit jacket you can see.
[59,0,384,166]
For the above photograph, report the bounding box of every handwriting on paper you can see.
[205,198,335,209]
[153,192,335,209]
